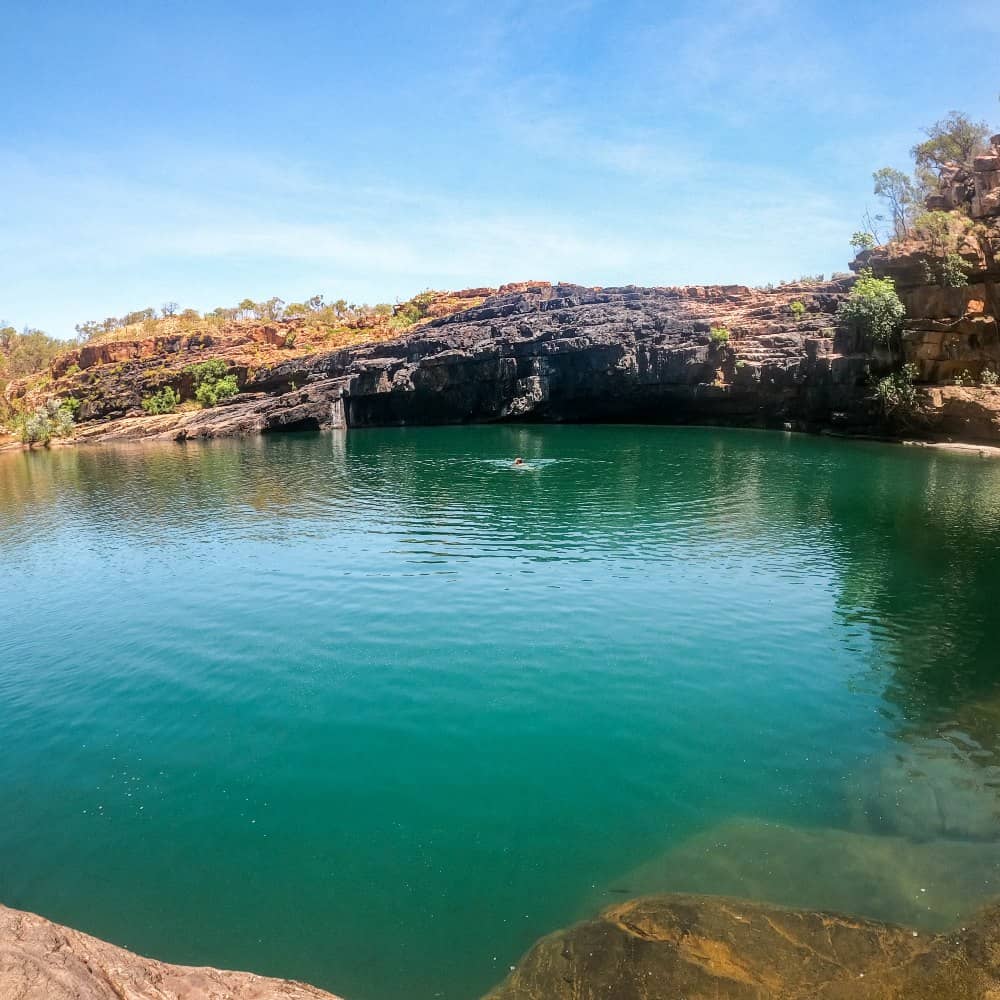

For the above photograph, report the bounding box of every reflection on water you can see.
[2,425,1000,999]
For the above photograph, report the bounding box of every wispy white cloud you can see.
[3,0,935,335]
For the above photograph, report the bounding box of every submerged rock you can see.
[485,893,1000,999]
[849,740,1000,842]
[0,903,342,1000]
[595,818,1000,931]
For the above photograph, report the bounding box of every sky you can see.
[2,0,997,339]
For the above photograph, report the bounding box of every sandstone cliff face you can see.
[0,903,341,1000]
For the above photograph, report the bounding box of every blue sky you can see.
[3,0,997,338]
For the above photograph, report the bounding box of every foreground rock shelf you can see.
[0,903,341,1000]
[487,893,1000,999]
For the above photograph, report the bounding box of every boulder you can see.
[485,893,1000,1000]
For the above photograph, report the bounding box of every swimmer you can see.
[513,456,524,466]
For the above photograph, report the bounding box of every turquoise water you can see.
[2,425,1000,999]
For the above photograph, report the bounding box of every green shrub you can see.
[709,325,731,346]
[186,360,239,408]
[195,375,238,407]
[284,331,298,349]
[142,386,180,414]
[61,396,81,418]
[186,359,229,383]
[940,253,971,288]
[954,369,974,387]
[392,290,437,329]
[15,399,76,447]
[982,369,999,386]
[837,269,905,344]
[789,300,806,322]
[875,364,919,418]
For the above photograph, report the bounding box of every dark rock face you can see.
[75,280,887,444]
[485,893,1000,1000]
[304,282,869,431]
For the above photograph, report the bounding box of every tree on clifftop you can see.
[912,111,991,172]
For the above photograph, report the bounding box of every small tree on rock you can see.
[873,167,916,239]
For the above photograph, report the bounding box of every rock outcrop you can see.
[925,134,1000,221]
[0,902,342,1000]
[486,893,1000,1000]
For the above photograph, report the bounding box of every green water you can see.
[2,425,1000,999]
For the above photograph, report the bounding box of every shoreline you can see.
[4,417,1000,458]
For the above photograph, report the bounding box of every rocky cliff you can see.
[0,902,341,1000]
[54,267,999,448]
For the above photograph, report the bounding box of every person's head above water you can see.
[513,457,524,465]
